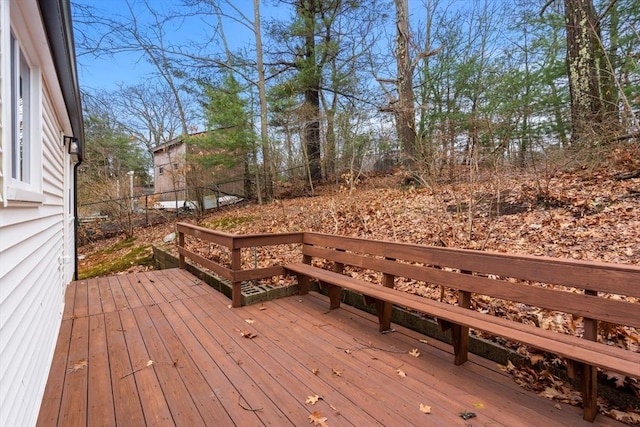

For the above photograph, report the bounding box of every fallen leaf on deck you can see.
[541,387,563,399]
[419,339,428,344]
[396,369,407,378]
[344,349,352,355]
[259,306,267,311]
[332,369,342,377]
[473,403,484,409]
[308,411,328,426]
[419,404,431,414]
[311,368,319,375]
[306,395,322,405]
[554,404,562,410]
[409,348,420,357]
[245,318,255,324]
[68,359,88,373]
[240,331,257,339]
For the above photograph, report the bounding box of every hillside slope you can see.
[78,169,640,423]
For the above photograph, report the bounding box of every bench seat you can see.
[285,262,640,380]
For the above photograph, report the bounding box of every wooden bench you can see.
[284,232,640,422]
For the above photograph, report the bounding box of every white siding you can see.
[0,0,4,204]
[0,1,75,425]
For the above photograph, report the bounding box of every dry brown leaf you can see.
[419,404,431,414]
[610,409,640,424]
[332,369,342,377]
[306,395,322,405]
[308,411,328,426]
[529,354,544,365]
[605,371,626,388]
[408,348,420,357]
[245,318,255,324]
[419,339,428,344]
[259,306,267,311]
[311,368,319,375]
[396,369,407,378]
[473,402,484,409]
[240,331,257,339]
[68,359,88,373]
[540,387,564,400]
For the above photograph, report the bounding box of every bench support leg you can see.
[451,324,469,365]
[375,300,393,332]
[232,282,242,308]
[452,290,471,365]
[296,274,310,295]
[378,271,395,332]
[581,312,598,422]
[581,363,598,422]
[327,284,342,309]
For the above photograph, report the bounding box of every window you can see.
[10,31,31,184]
[3,26,43,204]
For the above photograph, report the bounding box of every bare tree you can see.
[254,0,273,199]
[74,0,193,135]
[563,0,616,145]
[395,0,417,161]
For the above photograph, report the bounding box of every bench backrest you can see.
[302,233,640,328]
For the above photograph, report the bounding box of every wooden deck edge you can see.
[152,245,640,409]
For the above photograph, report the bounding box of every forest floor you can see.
[77,166,640,424]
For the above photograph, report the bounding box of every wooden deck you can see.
[37,269,624,426]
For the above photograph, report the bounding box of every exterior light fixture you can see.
[63,135,80,157]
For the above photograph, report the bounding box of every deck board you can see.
[38,269,625,427]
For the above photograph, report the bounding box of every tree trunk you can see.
[254,0,273,200]
[300,0,322,181]
[395,0,416,162]
[564,0,614,145]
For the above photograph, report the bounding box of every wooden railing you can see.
[176,222,640,421]
[176,222,303,306]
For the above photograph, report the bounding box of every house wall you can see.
[0,0,77,425]
[154,142,186,201]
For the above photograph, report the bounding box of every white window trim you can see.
[2,1,44,205]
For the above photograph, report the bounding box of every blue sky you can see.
[72,0,431,93]
[73,0,283,91]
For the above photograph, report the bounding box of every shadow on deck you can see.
[37,269,623,426]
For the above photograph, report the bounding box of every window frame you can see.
[10,31,31,184]
[3,12,44,204]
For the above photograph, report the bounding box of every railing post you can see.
[581,289,598,422]
[296,239,312,296]
[231,247,242,308]
[178,227,185,269]
[452,270,472,365]
[327,248,345,309]
[378,257,395,332]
